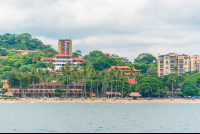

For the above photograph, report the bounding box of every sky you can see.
[0,0,200,62]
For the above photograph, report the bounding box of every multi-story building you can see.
[3,81,83,97]
[41,54,84,70]
[158,53,200,77]
[58,38,72,55]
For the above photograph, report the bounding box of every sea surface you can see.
[0,103,199,133]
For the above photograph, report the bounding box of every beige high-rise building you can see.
[158,53,200,77]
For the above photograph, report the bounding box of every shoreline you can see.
[0,98,199,103]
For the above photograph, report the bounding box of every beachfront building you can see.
[41,54,84,70]
[3,81,85,98]
[58,38,72,55]
[158,53,200,77]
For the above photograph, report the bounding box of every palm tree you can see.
[72,67,78,97]
[42,70,46,97]
[105,73,110,98]
[31,68,37,98]
[109,69,114,98]
[65,64,70,98]
[90,69,94,98]
[121,71,125,98]
[129,67,134,97]
[53,73,57,97]
[17,72,23,97]
[83,66,87,97]
[118,69,121,86]
[167,74,177,98]
[95,70,99,98]
[38,69,43,97]
[51,64,55,74]
[135,72,140,86]
[114,67,118,98]
[61,67,66,91]
[45,69,50,97]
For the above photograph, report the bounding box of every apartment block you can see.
[158,53,200,77]
[58,37,72,55]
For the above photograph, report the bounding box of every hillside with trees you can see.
[0,33,199,98]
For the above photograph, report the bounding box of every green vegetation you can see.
[0,33,200,98]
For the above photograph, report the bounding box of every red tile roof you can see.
[53,54,72,57]
[128,79,136,84]
[111,66,130,69]
[73,58,84,61]
[0,56,8,58]
[104,53,111,55]
[112,56,121,59]
[41,57,54,61]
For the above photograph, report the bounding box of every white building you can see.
[41,54,84,70]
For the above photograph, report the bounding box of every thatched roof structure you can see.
[129,92,141,97]
[4,92,14,97]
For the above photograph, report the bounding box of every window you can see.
[179,61,183,63]
[189,66,191,68]
[185,61,187,64]
[179,65,183,68]
[179,70,183,73]
[170,65,174,68]
[170,70,173,73]
[166,65,168,69]
[165,57,169,60]
[170,60,175,63]
[179,57,183,59]
[185,70,187,72]
[160,57,164,59]
[170,57,175,60]
[166,70,168,73]
[185,65,187,68]
[166,61,168,64]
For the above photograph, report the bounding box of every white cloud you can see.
[0,0,200,62]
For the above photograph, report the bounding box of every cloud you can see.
[0,0,200,62]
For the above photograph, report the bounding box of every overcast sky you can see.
[0,0,200,62]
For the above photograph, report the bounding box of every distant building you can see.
[104,53,111,57]
[8,50,39,55]
[106,66,140,74]
[41,54,84,70]
[158,53,200,77]
[58,37,72,55]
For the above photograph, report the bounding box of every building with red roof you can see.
[104,53,111,57]
[106,66,140,74]
[41,53,85,71]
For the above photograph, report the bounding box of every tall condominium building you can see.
[58,37,72,55]
[158,53,200,77]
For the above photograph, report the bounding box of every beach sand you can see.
[0,98,199,103]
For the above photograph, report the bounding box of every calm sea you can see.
[0,103,199,133]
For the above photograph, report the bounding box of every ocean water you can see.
[0,103,199,133]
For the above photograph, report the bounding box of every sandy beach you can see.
[0,98,199,103]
